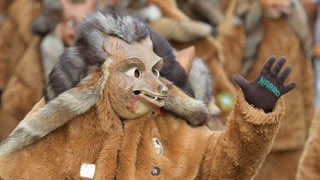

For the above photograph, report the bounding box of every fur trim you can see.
[0,61,111,156]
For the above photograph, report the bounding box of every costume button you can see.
[151,166,160,176]
[152,137,163,156]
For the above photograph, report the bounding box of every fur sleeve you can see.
[197,91,285,179]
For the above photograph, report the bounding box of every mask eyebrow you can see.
[126,56,162,69]
[118,57,146,72]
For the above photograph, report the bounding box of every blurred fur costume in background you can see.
[217,0,315,179]
[0,0,44,140]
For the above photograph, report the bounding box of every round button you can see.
[151,166,160,176]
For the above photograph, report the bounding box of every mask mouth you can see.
[133,90,167,107]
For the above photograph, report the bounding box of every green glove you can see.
[233,56,296,112]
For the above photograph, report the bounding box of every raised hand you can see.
[232,56,296,112]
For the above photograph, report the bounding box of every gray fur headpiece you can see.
[45,10,149,101]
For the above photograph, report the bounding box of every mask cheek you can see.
[118,77,134,90]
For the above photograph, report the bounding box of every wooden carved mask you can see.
[105,35,168,119]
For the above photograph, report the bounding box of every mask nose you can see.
[158,84,168,95]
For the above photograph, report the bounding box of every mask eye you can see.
[152,69,160,78]
[125,67,141,79]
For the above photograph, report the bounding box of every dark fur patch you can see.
[149,29,195,97]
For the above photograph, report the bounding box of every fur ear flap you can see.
[161,78,209,126]
[175,46,196,74]
[0,61,111,156]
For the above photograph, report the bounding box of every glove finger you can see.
[282,82,297,94]
[232,74,249,91]
[270,57,286,77]
[261,56,276,74]
[278,66,292,84]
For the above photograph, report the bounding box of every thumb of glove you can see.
[232,74,249,92]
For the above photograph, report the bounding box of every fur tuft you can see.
[162,78,209,126]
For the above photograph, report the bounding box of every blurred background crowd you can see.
[0,0,319,179]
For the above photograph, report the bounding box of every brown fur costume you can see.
[220,0,315,148]
[0,93,285,179]
[296,109,320,179]
[0,11,287,179]
[237,1,315,179]
[0,0,41,91]
[247,12,314,151]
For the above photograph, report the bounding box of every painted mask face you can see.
[105,35,168,119]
